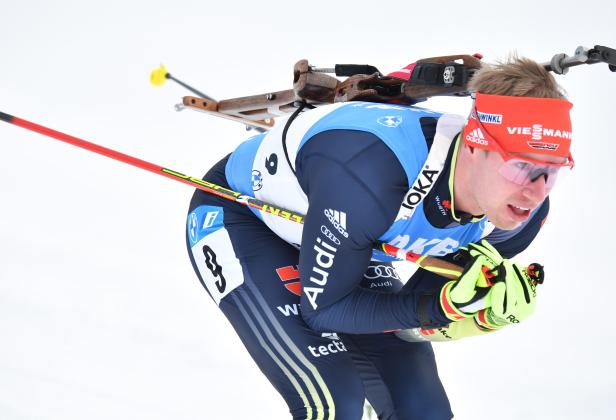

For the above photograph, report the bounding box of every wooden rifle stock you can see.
[182,54,482,129]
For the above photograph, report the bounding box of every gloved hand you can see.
[474,261,544,330]
[463,240,507,331]
[465,240,505,268]
[439,255,495,321]
[396,317,496,342]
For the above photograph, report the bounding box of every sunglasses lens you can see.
[499,159,561,189]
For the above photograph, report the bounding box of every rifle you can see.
[152,54,483,131]
[151,45,616,131]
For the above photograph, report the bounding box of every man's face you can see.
[468,150,559,230]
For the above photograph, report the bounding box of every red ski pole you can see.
[0,110,463,279]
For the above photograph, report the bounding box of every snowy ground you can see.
[1,1,615,419]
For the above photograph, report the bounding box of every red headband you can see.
[463,92,573,160]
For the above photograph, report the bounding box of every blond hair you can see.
[468,55,566,99]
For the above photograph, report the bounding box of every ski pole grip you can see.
[415,255,464,279]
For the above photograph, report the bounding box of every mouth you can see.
[507,204,531,221]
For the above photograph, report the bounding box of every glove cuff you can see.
[417,293,449,329]
[473,309,506,331]
[440,281,471,321]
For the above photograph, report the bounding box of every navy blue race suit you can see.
[186,104,548,420]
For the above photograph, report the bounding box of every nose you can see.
[522,174,548,202]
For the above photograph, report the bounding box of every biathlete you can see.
[185,57,573,419]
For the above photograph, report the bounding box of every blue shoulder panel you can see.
[225,133,265,195]
[299,102,441,186]
[225,133,265,220]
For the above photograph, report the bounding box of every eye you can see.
[514,161,531,170]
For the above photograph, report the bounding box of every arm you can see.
[295,130,451,333]
[397,202,551,341]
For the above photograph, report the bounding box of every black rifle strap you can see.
[282,101,315,176]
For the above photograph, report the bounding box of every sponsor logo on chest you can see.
[389,235,460,257]
[401,168,440,212]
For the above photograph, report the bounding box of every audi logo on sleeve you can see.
[320,225,340,245]
[363,265,400,280]
[304,236,338,310]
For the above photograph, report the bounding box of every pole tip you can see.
[0,111,13,123]
[150,64,168,87]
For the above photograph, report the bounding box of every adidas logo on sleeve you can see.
[324,209,348,238]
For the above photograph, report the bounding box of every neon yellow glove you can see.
[466,240,505,267]
[396,317,494,342]
[475,262,544,330]
[398,261,544,342]
[439,255,493,321]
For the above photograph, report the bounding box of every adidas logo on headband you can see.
[465,128,488,146]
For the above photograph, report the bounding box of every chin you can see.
[487,214,523,231]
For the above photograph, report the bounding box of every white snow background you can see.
[1,1,615,419]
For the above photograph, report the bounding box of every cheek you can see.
[469,154,514,209]
[481,176,516,209]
